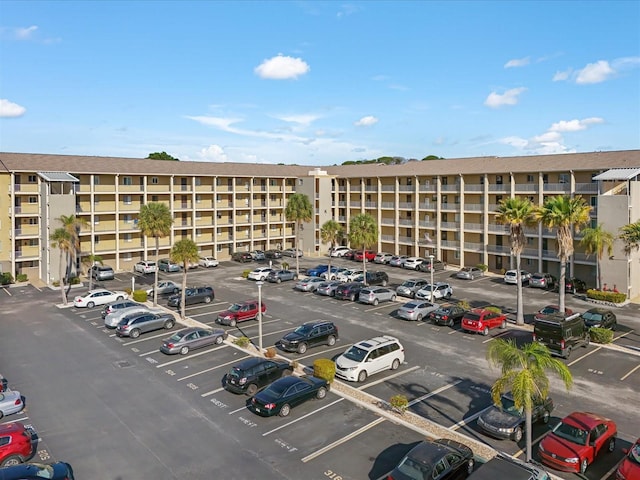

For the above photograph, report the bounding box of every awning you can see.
[592,168,640,181]
[37,171,80,182]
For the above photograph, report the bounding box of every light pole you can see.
[429,254,435,303]
[256,281,264,353]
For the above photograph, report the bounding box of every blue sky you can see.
[1,1,639,165]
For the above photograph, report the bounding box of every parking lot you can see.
[1,256,639,479]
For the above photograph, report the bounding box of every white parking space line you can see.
[450,405,493,431]
[156,344,229,368]
[621,363,640,381]
[448,330,457,335]
[301,417,386,463]
[407,380,463,407]
[357,366,420,390]
[2,416,28,425]
[262,398,345,436]
[482,330,511,344]
[296,344,347,361]
[122,328,188,346]
[228,404,248,414]
[201,387,226,398]
[512,431,548,458]
[567,346,603,367]
[181,356,251,382]
[602,457,628,480]
[364,303,397,313]
[139,349,158,357]
[613,331,633,341]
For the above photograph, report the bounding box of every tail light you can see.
[560,339,565,349]
[264,403,276,410]
[442,315,449,320]
[167,343,174,348]
[14,399,21,406]
[532,333,537,341]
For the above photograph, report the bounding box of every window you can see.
[151,195,158,202]
[195,211,201,219]
[94,197,99,205]
[123,195,132,205]
[124,233,132,243]
[123,252,132,261]
[406,177,412,186]
[196,195,202,204]
[441,177,448,185]
[95,235,100,244]
[28,196,37,203]
[122,176,132,186]
[527,174,535,183]
[496,175,503,184]
[195,178,201,186]
[216,194,221,203]
[29,218,38,225]
[151,177,159,184]
[559,173,570,184]
[542,174,549,184]
[29,239,38,246]
[93,175,100,185]
[217,244,223,252]
[298,178,303,185]
[28,175,37,183]
[196,229,202,237]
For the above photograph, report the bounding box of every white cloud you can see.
[186,115,243,130]
[337,4,361,18]
[16,25,38,40]
[272,113,321,127]
[197,144,228,162]
[354,115,378,127]
[549,117,604,133]
[575,60,616,84]
[612,56,640,69]
[504,57,530,68]
[552,69,571,81]
[0,99,26,117]
[254,54,310,80]
[484,87,527,108]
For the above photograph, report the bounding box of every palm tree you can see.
[495,197,537,325]
[580,224,615,290]
[81,254,103,291]
[284,193,313,276]
[535,195,591,312]
[348,214,378,285]
[619,220,640,255]
[138,202,173,306]
[320,219,343,280]
[170,238,200,319]
[50,227,72,305]
[58,214,89,279]
[487,339,573,462]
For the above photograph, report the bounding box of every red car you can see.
[534,305,574,321]
[215,300,266,327]
[461,308,507,336]
[616,437,640,480]
[353,250,376,262]
[0,422,38,467]
[0,377,7,392]
[539,411,617,474]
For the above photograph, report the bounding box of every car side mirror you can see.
[366,358,373,362]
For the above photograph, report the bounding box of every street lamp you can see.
[429,254,435,303]
[256,281,264,353]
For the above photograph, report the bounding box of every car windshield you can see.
[228,304,242,312]
[552,421,589,445]
[404,302,420,309]
[500,396,524,416]
[169,332,186,341]
[294,325,313,335]
[540,306,559,315]
[582,311,603,322]
[396,455,431,479]
[343,346,368,362]
[402,281,417,287]
[628,443,640,465]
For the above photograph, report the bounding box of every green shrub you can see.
[0,272,14,285]
[476,264,488,272]
[586,289,626,304]
[389,394,409,414]
[125,287,133,295]
[589,327,614,344]
[242,269,251,279]
[69,276,81,285]
[457,299,471,311]
[52,280,60,287]
[313,358,336,384]
[281,262,289,270]
[484,306,502,314]
[16,273,28,283]
[132,290,148,302]
[233,336,251,348]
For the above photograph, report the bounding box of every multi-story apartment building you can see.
[1,150,640,299]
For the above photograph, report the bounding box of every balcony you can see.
[464,203,483,211]
[398,236,413,244]
[398,219,413,226]
[464,242,483,252]
[488,224,509,233]
[441,184,459,192]
[380,218,395,226]
[381,202,396,209]
[441,240,460,249]
[350,201,361,208]
[464,184,483,192]
[365,202,378,208]
[381,185,395,192]
[575,183,598,194]
[441,222,459,230]
[419,184,435,192]
[543,183,571,193]
[398,202,413,209]
[364,186,377,192]
[514,183,538,192]
[441,203,459,211]
[488,184,509,192]
[381,234,395,242]
[398,185,414,191]
[465,222,483,231]
[487,245,511,254]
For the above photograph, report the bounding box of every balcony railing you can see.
[381,234,395,242]
[419,184,435,192]
[398,236,413,244]
[441,222,459,229]
[464,203,483,211]
[543,183,571,193]
[381,185,395,192]
[464,184,483,192]
[575,183,598,193]
[380,218,395,225]
[364,186,377,192]
[398,185,414,191]
[350,201,361,208]
[514,184,538,192]
[487,245,511,254]
[441,184,459,192]
[398,219,413,226]
[488,184,509,192]
[464,242,483,252]
[398,202,413,209]
[381,202,396,209]
[365,202,377,208]
[441,240,460,249]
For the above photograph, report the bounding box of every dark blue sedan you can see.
[248,375,328,417]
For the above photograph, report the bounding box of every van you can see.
[533,312,590,358]
[334,335,404,382]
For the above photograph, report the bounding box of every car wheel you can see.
[607,437,616,452]
[466,459,475,475]
[448,318,454,328]
[172,288,179,294]
[297,343,308,354]
[564,347,572,359]
[87,301,95,309]
[350,293,356,302]
[416,313,423,322]
[327,335,336,346]
[500,320,507,329]
[371,298,378,306]
[204,296,211,303]
[482,326,489,336]
[246,383,258,396]
[612,322,617,331]
[293,275,298,280]
[391,295,396,302]
[580,458,588,474]
[1,455,22,467]
[316,387,327,399]
[358,370,367,382]
[180,346,189,355]
[391,358,400,370]
[513,426,523,442]
[410,291,416,299]
[541,410,551,424]
[215,335,224,345]
[279,404,291,417]
[0,411,3,419]
[382,280,388,286]
[230,319,237,327]
[277,278,282,284]
[130,329,140,339]
[584,335,590,348]
[165,320,175,329]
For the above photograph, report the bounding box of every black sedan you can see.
[167,286,214,307]
[582,307,617,330]
[160,327,227,355]
[0,462,75,480]
[429,304,468,327]
[388,438,474,480]
[248,375,328,417]
[477,392,553,442]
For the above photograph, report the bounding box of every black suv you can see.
[582,307,617,330]
[335,282,365,301]
[276,321,339,354]
[417,258,446,272]
[564,277,587,294]
[467,453,550,480]
[358,271,389,286]
[167,286,214,307]
[223,357,293,396]
[232,251,253,263]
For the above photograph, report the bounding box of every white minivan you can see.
[335,336,405,382]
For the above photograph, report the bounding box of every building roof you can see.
[592,168,640,181]
[37,171,80,182]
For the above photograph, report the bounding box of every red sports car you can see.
[616,437,640,480]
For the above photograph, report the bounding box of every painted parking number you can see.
[38,449,51,461]
[324,470,343,480]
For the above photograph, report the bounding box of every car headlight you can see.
[538,444,545,453]
[566,457,579,464]
[343,366,357,371]
[498,427,514,433]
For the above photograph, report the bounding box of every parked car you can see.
[145,280,181,297]
[402,257,425,270]
[89,265,115,281]
[505,270,532,285]
[305,265,328,277]
[538,411,617,474]
[231,251,253,263]
[167,286,214,307]
[0,462,75,479]
[158,258,181,272]
[282,248,303,257]
[247,267,273,281]
[198,256,219,268]
[374,252,393,264]
[216,300,266,327]
[294,277,326,292]
[467,453,550,480]
[115,311,175,338]
[417,258,446,273]
[534,304,573,321]
[0,377,7,393]
[429,303,468,327]
[533,312,590,358]
[389,255,408,267]
[104,305,155,328]
[315,281,342,297]
[396,279,429,299]
[0,390,24,418]
[133,261,156,274]
[529,272,556,290]
[353,250,376,262]
[397,300,439,321]
[276,321,339,354]
[101,299,142,319]
[343,249,357,260]
[318,266,343,280]
[264,249,282,259]
[616,437,640,480]
[415,282,453,301]
[387,438,474,480]
[462,308,508,335]
[334,335,404,382]
[266,269,298,283]
[249,250,266,261]
[249,375,328,417]
[353,271,389,286]
[224,358,293,396]
[564,277,587,294]
[336,268,363,282]
[456,266,484,280]
[358,287,396,305]
[0,422,37,467]
[74,289,128,309]
[582,308,617,330]
[477,392,554,442]
[329,246,351,257]
[160,327,227,355]
[334,282,365,301]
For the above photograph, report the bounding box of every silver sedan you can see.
[397,300,439,321]
[146,280,181,296]
[295,277,325,292]
[160,327,227,355]
[358,287,396,305]
[315,281,342,297]
[104,305,154,328]
[0,390,24,419]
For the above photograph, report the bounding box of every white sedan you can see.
[74,289,129,309]
[134,261,157,274]
[198,256,219,268]
[0,390,24,418]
